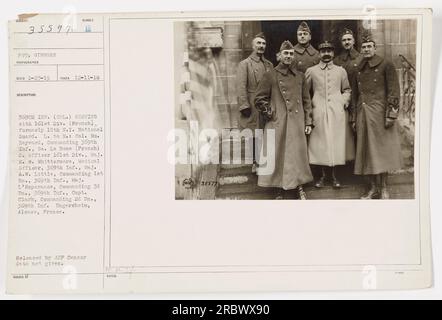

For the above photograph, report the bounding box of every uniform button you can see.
[358,72,361,74]
[297,99,300,103]
[375,69,378,72]
[374,79,377,82]
[286,99,290,102]
[295,110,299,113]
[358,82,361,84]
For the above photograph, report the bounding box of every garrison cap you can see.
[253,32,266,41]
[361,31,376,45]
[297,21,311,34]
[280,40,295,51]
[340,28,354,39]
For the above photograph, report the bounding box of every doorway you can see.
[260,20,359,65]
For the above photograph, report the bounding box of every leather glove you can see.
[240,107,252,118]
[261,103,273,121]
[385,117,395,129]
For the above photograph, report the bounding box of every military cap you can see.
[318,40,334,50]
[253,32,266,41]
[361,31,376,45]
[340,28,354,39]
[297,21,311,34]
[279,40,295,51]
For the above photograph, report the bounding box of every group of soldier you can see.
[236,21,402,200]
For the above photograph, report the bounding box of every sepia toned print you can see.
[175,19,417,200]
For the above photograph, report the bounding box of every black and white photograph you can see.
[175,19,417,200]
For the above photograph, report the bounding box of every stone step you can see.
[218,170,413,186]
[216,172,414,200]
[216,183,414,200]
[219,164,254,176]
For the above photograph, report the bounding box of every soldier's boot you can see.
[331,166,341,188]
[315,167,326,188]
[360,175,379,199]
[275,188,284,200]
[298,185,307,200]
[380,172,390,199]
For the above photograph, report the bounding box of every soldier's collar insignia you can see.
[319,61,334,70]
[306,44,318,56]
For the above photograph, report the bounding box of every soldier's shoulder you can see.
[335,63,346,71]
[238,56,250,65]
[381,57,395,67]
[333,55,343,64]
[306,63,319,72]
[293,68,307,79]
[262,67,276,79]
[263,57,274,67]
[310,45,319,54]
[335,64,349,76]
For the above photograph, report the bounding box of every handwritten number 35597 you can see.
[28,25,71,34]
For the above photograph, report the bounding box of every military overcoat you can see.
[254,63,314,190]
[236,53,273,130]
[352,54,402,175]
[291,43,320,73]
[305,61,354,166]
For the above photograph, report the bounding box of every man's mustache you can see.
[322,55,332,59]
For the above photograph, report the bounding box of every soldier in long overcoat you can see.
[236,32,273,170]
[305,41,354,188]
[254,40,314,199]
[291,21,320,73]
[352,35,402,199]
